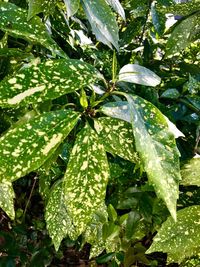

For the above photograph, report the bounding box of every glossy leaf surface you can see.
[147,205,200,263]
[0,59,101,107]
[0,110,80,183]
[0,182,15,220]
[28,0,57,20]
[0,2,66,58]
[64,0,80,17]
[106,0,125,20]
[64,123,109,238]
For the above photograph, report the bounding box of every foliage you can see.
[0,0,200,266]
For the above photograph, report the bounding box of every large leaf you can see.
[63,0,80,18]
[28,0,57,20]
[45,181,75,251]
[165,13,200,56]
[0,182,15,220]
[181,158,200,186]
[147,205,200,263]
[64,123,110,238]
[0,2,66,58]
[82,0,119,49]
[118,64,161,87]
[101,95,181,220]
[0,110,80,183]
[106,0,125,20]
[94,117,138,162]
[0,59,102,107]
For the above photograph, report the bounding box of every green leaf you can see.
[165,13,200,56]
[64,123,110,238]
[64,0,80,17]
[28,0,57,20]
[151,2,166,35]
[164,1,200,16]
[82,0,119,49]
[160,88,180,99]
[0,59,102,107]
[94,117,138,162]
[181,158,200,186]
[0,110,80,183]
[102,96,181,220]
[0,181,15,220]
[106,0,125,20]
[118,64,161,87]
[107,204,118,222]
[45,181,75,251]
[147,205,200,263]
[0,2,66,58]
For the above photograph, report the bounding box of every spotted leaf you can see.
[0,182,15,220]
[82,0,119,50]
[0,2,66,58]
[147,205,200,263]
[106,0,125,20]
[64,123,110,238]
[64,0,80,18]
[45,181,75,251]
[0,110,80,183]
[181,158,200,186]
[0,59,102,107]
[28,0,57,20]
[102,95,181,220]
[94,117,138,162]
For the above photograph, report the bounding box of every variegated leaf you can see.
[0,181,15,220]
[64,123,110,238]
[0,59,102,107]
[94,117,138,162]
[0,2,66,58]
[102,95,181,220]
[28,0,57,20]
[181,158,200,186]
[147,205,200,263]
[64,0,80,18]
[45,181,75,251]
[0,110,80,183]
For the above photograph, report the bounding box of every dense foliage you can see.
[0,0,200,266]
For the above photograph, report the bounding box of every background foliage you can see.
[0,0,200,266]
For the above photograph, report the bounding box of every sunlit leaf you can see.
[181,158,200,186]
[94,117,138,162]
[45,181,75,251]
[63,0,80,18]
[102,95,181,220]
[27,0,57,20]
[0,110,80,183]
[118,64,161,87]
[147,205,200,263]
[0,181,15,220]
[0,59,102,107]
[64,123,110,238]
[106,0,125,20]
[82,0,119,49]
[0,2,66,58]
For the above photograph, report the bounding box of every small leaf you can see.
[45,181,75,251]
[147,205,200,263]
[0,181,15,220]
[0,2,66,58]
[0,59,102,107]
[64,123,110,238]
[160,88,180,99]
[118,64,161,87]
[106,0,125,20]
[181,158,200,186]
[28,0,57,20]
[82,0,119,49]
[63,0,80,18]
[80,88,88,108]
[107,204,117,222]
[94,117,138,162]
[0,110,80,183]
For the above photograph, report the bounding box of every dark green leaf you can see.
[0,59,102,107]
[64,123,110,238]
[147,205,200,263]
[28,0,57,20]
[0,2,66,58]
[160,88,180,99]
[0,182,15,219]
[0,110,80,182]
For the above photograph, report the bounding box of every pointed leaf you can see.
[147,205,200,263]
[166,13,200,56]
[63,0,80,18]
[94,117,138,162]
[64,123,110,238]
[0,2,66,58]
[118,64,161,87]
[45,181,75,251]
[0,59,102,107]
[28,0,57,20]
[0,110,80,183]
[0,182,15,220]
[102,96,181,220]
[181,158,200,186]
[106,0,125,20]
[82,0,119,49]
